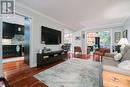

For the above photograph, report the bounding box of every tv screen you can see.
[41,26,61,45]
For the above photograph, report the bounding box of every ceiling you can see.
[16,0,130,31]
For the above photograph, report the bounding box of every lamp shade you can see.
[118,38,129,45]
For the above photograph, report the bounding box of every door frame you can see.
[15,13,32,67]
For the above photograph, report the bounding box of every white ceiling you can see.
[16,0,130,31]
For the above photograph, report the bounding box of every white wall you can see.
[15,2,70,67]
[72,31,82,47]
[2,15,25,25]
[64,29,73,34]
[0,19,3,77]
[72,31,82,52]
[72,31,82,53]
[123,18,130,42]
[81,31,85,53]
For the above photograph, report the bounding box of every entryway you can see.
[1,13,31,78]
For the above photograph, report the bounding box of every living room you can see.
[0,0,130,87]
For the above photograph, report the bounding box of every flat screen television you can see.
[41,26,61,45]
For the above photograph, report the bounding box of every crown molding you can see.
[81,22,124,31]
[122,16,130,28]
[16,1,75,31]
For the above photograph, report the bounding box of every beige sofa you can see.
[103,45,130,76]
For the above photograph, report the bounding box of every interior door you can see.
[24,17,31,65]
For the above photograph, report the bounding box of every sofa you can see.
[103,45,130,76]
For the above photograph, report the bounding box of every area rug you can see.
[34,58,103,87]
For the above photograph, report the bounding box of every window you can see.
[64,33,72,44]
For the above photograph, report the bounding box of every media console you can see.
[37,50,66,67]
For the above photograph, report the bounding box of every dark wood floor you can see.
[3,60,63,87]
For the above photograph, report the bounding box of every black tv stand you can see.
[37,50,66,67]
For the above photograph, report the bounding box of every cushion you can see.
[75,52,82,54]
[104,53,116,58]
[114,53,122,61]
[122,45,130,56]
[103,56,114,60]
[120,45,125,54]
[118,60,130,70]
[122,49,130,60]
[103,57,119,67]
[104,65,130,76]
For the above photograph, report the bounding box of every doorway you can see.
[2,19,25,63]
[1,14,31,78]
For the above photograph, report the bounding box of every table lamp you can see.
[118,38,129,53]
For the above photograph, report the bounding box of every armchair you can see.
[93,48,110,61]
[74,46,82,58]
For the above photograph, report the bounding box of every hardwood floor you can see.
[103,71,130,87]
[3,60,130,87]
[3,60,63,87]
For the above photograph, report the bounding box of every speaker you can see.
[95,37,100,48]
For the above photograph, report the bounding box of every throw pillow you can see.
[120,45,126,55]
[114,53,122,61]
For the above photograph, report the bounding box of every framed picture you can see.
[114,32,121,43]
[122,30,128,38]
[75,36,81,40]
